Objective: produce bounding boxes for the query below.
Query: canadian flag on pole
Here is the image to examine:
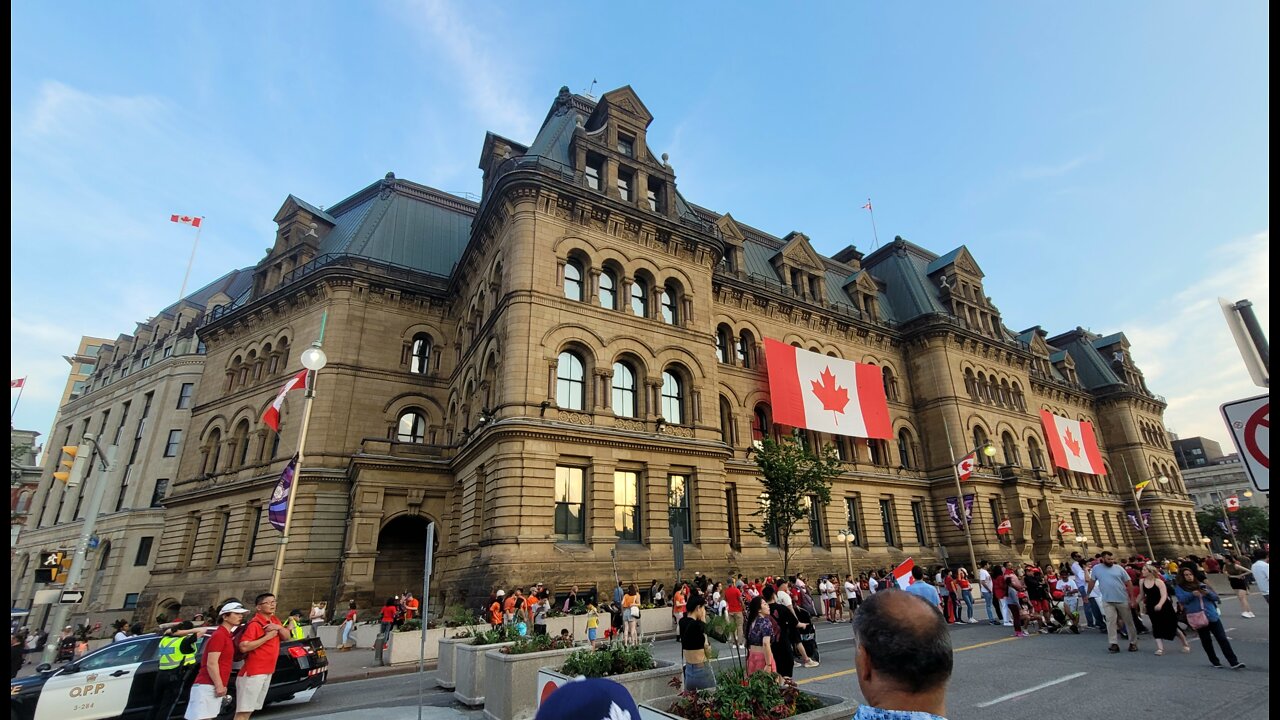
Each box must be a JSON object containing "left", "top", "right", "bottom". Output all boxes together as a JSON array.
[
  {"left": 170, "top": 214, "right": 203, "bottom": 228},
  {"left": 1039, "top": 410, "right": 1106, "bottom": 475},
  {"left": 262, "top": 370, "right": 309, "bottom": 432},
  {"left": 1226, "top": 495, "right": 1241, "bottom": 512},
  {"left": 892, "top": 558, "right": 915, "bottom": 589},
  {"left": 10, "top": 378, "right": 25, "bottom": 389},
  {"left": 997, "top": 518, "right": 1012, "bottom": 535},
  {"left": 763, "top": 338, "right": 892, "bottom": 439},
  {"left": 956, "top": 452, "right": 977, "bottom": 481},
  {"left": 1058, "top": 518, "right": 1075, "bottom": 534}
]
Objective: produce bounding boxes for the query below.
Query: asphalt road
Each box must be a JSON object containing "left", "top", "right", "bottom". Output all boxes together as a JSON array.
[{"left": 239, "top": 587, "right": 1272, "bottom": 720}]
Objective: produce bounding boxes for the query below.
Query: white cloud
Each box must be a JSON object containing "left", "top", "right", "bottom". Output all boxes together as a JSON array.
[
  {"left": 1122, "top": 231, "right": 1269, "bottom": 446},
  {"left": 1016, "top": 152, "right": 1098, "bottom": 181}
]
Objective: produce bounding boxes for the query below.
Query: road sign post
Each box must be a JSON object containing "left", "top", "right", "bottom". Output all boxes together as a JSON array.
[
  {"left": 59, "top": 590, "right": 85, "bottom": 604},
  {"left": 1221, "top": 394, "right": 1269, "bottom": 494}
]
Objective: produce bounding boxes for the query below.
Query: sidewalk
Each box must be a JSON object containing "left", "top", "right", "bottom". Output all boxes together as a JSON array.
[{"left": 323, "top": 644, "right": 428, "bottom": 683}]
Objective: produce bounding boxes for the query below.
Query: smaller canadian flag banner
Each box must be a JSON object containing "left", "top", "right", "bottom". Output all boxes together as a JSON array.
[
  {"left": 1225, "top": 495, "right": 1241, "bottom": 511},
  {"left": 262, "top": 370, "right": 309, "bottom": 432},
  {"left": 997, "top": 518, "right": 1012, "bottom": 535},
  {"left": 892, "top": 558, "right": 915, "bottom": 589},
  {"left": 956, "top": 452, "right": 977, "bottom": 481},
  {"left": 1040, "top": 410, "right": 1106, "bottom": 475},
  {"left": 1058, "top": 518, "right": 1075, "bottom": 534},
  {"left": 763, "top": 338, "right": 892, "bottom": 440},
  {"left": 170, "top": 214, "right": 203, "bottom": 228},
  {"left": 10, "top": 378, "right": 25, "bottom": 389}
]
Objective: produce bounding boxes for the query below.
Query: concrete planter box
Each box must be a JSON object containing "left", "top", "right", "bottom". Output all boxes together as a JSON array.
[
  {"left": 318, "top": 622, "right": 378, "bottom": 648},
  {"left": 453, "top": 640, "right": 514, "bottom": 706},
  {"left": 638, "top": 691, "right": 857, "bottom": 720},
  {"left": 435, "top": 634, "right": 476, "bottom": 689},
  {"left": 387, "top": 626, "right": 448, "bottom": 665},
  {"left": 639, "top": 607, "right": 675, "bottom": 638},
  {"left": 482, "top": 645, "right": 577, "bottom": 720},
  {"left": 537, "top": 658, "right": 680, "bottom": 706}
]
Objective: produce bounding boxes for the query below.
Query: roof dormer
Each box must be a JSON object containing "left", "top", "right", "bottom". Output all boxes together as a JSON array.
[
  {"left": 771, "top": 232, "right": 828, "bottom": 303},
  {"left": 253, "top": 194, "right": 338, "bottom": 300},
  {"left": 715, "top": 213, "right": 747, "bottom": 275}
]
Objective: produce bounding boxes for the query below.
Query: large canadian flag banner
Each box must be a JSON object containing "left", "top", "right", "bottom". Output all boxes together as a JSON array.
[
  {"left": 1040, "top": 410, "right": 1106, "bottom": 475},
  {"left": 764, "top": 338, "right": 892, "bottom": 439}
]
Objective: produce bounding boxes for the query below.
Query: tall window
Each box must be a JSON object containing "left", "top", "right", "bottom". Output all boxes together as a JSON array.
[
  {"left": 164, "top": 429, "right": 182, "bottom": 458},
  {"left": 554, "top": 466, "right": 585, "bottom": 542},
  {"left": 612, "top": 362, "right": 637, "bottom": 418},
  {"left": 617, "top": 170, "right": 633, "bottom": 202},
  {"left": 630, "top": 278, "right": 648, "bottom": 317},
  {"left": 752, "top": 405, "right": 771, "bottom": 442},
  {"left": 557, "top": 352, "right": 586, "bottom": 410},
  {"left": 911, "top": 501, "right": 927, "bottom": 545},
  {"left": 844, "top": 497, "right": 862, "bottom": 547},
  {"left": 134, "top": 537, "right": 154, "bottom": 566},
  {"left": 599, "top": 270, "right": 617, "bottom": 309},
  {"left": 214, "top": 511, "right": 232, "bottom": 564},
  {"left": 660, "top": 286, "right": 678, "bottom": 325},
  {"left": 235, "top": 421, "right": 251, "bottom": 466},
  {"left": 397, "top": 410, "right": 426, "bottom": 443},
  {"left": 718, "top": 396, "right": 734, "bottom": 445},
  {"left": 115, "top": 467, "right": 132, "bottom": 512},
  {"left": 585, "top": 154, "right": 603, "bottom": 191},
  {"left": 410, "top": 334, "right": 432, "bottom": 375},
  {"left": 715, "top": 326, "right": 731, "bottom": 363},
  {"left": 973, "top": 427, "right": 992, "bottom": 466},
  {"left": 879, "top": 499, "right": 897, "bottom": 547},
  {"left": 246, "top": 507, "right": 263, "bottom": 561},
  {"left": 564, "top": 259, "right": 584, "bottom": 301},
  {"left": 206, "top": 429, "right": 222, "bottom": 474},
  {"left": 1028, "top": 436, "right": 1045, "bottom": 469},
  {"left": 614, "top": 470, "right": 642, "bottom": 542},
  {"left": 990, "top": 499, "right": 1006, "bottom": 542},
  {"left": 897, "top": 429, "right": 915, "bottom": 469},
  {"left": 661, "top": 371, "right": 684, "bottom": 424},
  {"left": 177, "top": 383, "right": 195, "bottom": 409},
  {"left": 1001, "top": 432, "right": 1020, "bottom": 466},
  {"left": 669, "top": 474, "right": 691, "bottom": 543},
  {"left": 736, "top": 333, "right": 752, "bottom": 368},
  {"left": 726, "top": 484, "right": 740, "bottom": 549},
  {"left": 150, "top": 479, "right": 169, "bottom": 508},
  {"left": 806, "top": 496, "right": 824, "bottom": 546}
]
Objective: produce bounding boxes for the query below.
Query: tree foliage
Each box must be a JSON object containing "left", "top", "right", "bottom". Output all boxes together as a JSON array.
[
  {"left": 748, "top": 434, "right": 844, "bottom": 577},
  {"left": 1195, "top": 506, "right": 1269, "bottom": 546}
]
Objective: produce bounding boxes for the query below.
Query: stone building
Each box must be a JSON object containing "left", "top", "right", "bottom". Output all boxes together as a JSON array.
[
  {"left": 138, "top": 85, "right": 1200, "bottom": 618},
  {"left": 11, "top": 269, "right": 252, "bottom": 629},
  {"left": 11, "top": 428, "right": 42, "bottom": 552},
  {"left": 1184, "top": 454, "right": 1267, "bottom": 512}
]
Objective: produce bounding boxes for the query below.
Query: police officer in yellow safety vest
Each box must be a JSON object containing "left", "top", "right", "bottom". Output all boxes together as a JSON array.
[
  {"left": 285, "top": 609, "right": 307, "bottom": 641},
  {"left": 149, "top": 620, "right": 208, "bottom": 720}
]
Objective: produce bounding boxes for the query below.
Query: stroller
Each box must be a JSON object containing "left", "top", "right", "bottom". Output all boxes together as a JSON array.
[{"left": 1044, "top": 591, "right": 1080, "bottom": 634}]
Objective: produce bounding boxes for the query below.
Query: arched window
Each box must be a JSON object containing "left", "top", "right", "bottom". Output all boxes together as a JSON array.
[
  {"left": 1011, "top": 381, "right": 1025, "bottom": 411},
  {"left": 999, "top": 380, "right": 1012, "bottom": 407},
  {"left": 1027, "top": 435, "right": 1045, "bottom": 469},
  {"left": 397, "top": 410, "right": 427, "bottom": 443},
  {"left": 715, "top": 325, "right": 732, "bottom": 364},
  {"left": 410, "top": 333, "right": 432, "bottom": 375},
  {"left": 753, "top": 404, "right": 772, "bottom": 442},
  {"left": 719, "top": 396, "right": 734, "bottom": 445},
  {"left": 976, "top": 373, "right": 989, "bottom": 403},
  {"left": 235, "top": 420, "right": 252, "bottom": 467},
  {"left": 737, "top": 331, "right": 754, "bottom": 368},
  {"left": 1001, "top": 431, "right": 1020, "bottom": 467},
  {"left": 557, "top": 351, "right": 586, "bottom": 410},
  {"left": 204, "top": 428, "right": 222, "bottom": 474},
  {"left": 660, "top": 284, "right": 679, "bottom": 325},
  {"left": 598, "top": 269, "right": 617, "bottom": 309},
  {"left": 564, "top": 258, "right": 584, "bottom": 301},
  {"left": 630, "top": 278, "right": 649, "bottom": 317},
  {"left": 973, "top": 426, "right": 992, "bottom": 466},
  {"left": 897, "top": 428, "right": 915, "bottom": 469},
  {"left": 661, "top": 370, "right": 684, "bottom": 425},
  {"left": 883, "top": 367, "right": 899, "bottom": 402},
  {"left": 612, "top": 362, "right": 637, "bottom": 418},
  {"left": 964, "top": 369, "right": 978, "bottom": 400}
]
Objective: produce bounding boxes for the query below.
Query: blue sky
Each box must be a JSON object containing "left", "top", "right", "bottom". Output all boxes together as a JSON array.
[{"left": 11, "top": 1, "right": 1268, "bottom": 456}]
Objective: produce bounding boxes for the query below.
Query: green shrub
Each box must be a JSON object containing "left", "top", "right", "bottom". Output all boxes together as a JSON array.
[
  {"left": 502, "top": 633, "right": 574, "bottom": 655},
  {"left": 444, "top": 604, "right": 481, "bottom": 628},
  {"left": 396, "top": 619, "right": 422, "bottom": 632},
  {"left": 471, "top": 625, "right": 522, "bottom": 646},
  {"left": 665, "top": 668, "right": 821, "bottom": 720},
  {"left": 560, "top": 642, "right": 655, "bottom": 677}
]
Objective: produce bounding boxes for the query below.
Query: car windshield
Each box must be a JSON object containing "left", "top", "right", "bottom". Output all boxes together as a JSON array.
[{"left": 72, "top": 638, "right": 156, "bottom": 672}]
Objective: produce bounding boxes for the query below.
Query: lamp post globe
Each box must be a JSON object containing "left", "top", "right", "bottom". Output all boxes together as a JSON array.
[
  {"left": 981, "top": 444, "right": 997, "bottom": 458},
  {"left": 301, "top": 345, "right": 328, "bottom": 371}
]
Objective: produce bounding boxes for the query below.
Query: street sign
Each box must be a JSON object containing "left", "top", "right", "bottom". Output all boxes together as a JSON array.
[
  {"left": 58, "top": 590, "right": 85, "bottom": 604},
  {"left": 1221, "top": 394, "right": 1269, "bottom": 494},
  {"left": 32, "top": 589, "right": 61, "bottom": 605}
]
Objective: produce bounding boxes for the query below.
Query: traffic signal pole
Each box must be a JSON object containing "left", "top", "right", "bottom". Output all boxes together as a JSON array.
[{"left": 41, "top": 434, "right": 116, "bottom": 665}]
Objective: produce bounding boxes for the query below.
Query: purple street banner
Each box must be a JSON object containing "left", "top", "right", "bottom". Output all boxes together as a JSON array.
[
  {"left": 1126, "top": 509, "right": 1151, "bottom": 530},
  {"left": 269, "top": 455, "right": 299, "bottom": 532},
  {"left": 945, "top": 494, "right": 975, "bottom": 530}
]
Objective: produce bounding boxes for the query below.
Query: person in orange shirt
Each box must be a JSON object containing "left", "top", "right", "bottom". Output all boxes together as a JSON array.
[
  {"left": 489, "top": 590, "right": 505, "bottom": 629},
  {"left": 503, "top": 589, "right": 522, "bottom": 625},
  {"left": 403, "top": 592, "right": 420, "bottom": 621},
  {"left": 622, "top": 584, "right": 642, "bottom": 645},
  {"left": 523, "top": 591, "right": 540, "bottom": 628}
]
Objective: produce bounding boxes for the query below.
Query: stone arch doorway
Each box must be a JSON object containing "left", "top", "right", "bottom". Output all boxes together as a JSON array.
[{"left": 373, "top": 515, "right": 440, "bottom": 611}]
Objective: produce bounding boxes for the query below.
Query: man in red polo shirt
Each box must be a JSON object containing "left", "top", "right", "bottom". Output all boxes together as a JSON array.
[
  {"left": 235, "top": 593, "right": 290, "bottom": 720},
  {"left": 724, "top": 580, "right": 744, "bottom": 648},
  {"left": 184, "top": 601, "right": 246, "bottom": 720}
]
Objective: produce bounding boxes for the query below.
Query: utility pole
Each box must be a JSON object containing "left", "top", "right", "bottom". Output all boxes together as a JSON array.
[{"left": 41, "top": 434, "right": 116, "bottom": 664}]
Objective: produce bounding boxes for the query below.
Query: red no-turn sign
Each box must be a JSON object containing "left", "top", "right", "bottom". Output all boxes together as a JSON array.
[{"left": 1221, "top": 394, "right": 1269, "bottom": 493}]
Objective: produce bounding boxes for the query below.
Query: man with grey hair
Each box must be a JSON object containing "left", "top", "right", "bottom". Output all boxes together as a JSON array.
[{"left": 851, "top": 590, "right": 952, "bottom": 719}]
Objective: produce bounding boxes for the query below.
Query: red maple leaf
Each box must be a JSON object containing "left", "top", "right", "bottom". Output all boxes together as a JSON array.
[
  {"left": 1062, "top": 428, "right": 1081, "bottom": 457},
  {"left": 810, "top": 367, "right": 850, "bottom": 418}
]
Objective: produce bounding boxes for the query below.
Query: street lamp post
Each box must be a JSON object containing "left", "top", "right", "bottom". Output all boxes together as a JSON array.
[
  {"left": 836, "top": 530, "right": 855, "bottom": 579},
  {"left": 1077, "top": 535, "right": 1090, "bottom": 557},
  {"left": 942, "top": 418, "right": 996, "bottom": 576},
  {"left": 270, "top": 314, "right": 328, "bottom": 597},
  {"left": 1214, "top": 491, "right": 1243, "bottom": 552}
]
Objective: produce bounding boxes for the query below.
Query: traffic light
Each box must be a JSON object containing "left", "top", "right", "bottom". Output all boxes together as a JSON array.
[
  {"left": 35, "top": 550, "right": 65, "bottom": 583},
  {"left": 52, "top": 442, "right": 91, "bottom": 486},
  {"left": 55, "top": 555, "right": 72, "bottom": 584}
]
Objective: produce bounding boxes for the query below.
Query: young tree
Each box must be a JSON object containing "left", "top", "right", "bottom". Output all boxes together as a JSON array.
[{"left": 749, "top": 433, "right": 844, "bottom": 577}]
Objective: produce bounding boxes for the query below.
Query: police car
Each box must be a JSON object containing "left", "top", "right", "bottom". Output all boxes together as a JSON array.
[{"left": 10, "top": 632, "right": 328, "bottom": 720}]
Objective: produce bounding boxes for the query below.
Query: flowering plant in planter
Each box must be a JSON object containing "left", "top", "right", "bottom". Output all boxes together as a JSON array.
[
  {"left": 560, "top": 642, "right": 656, "bottom": 677},
  {"left": 501, "top": 633, "right": 574, "bottom": 654},
  {"left": 664, "top": 668, "right": 821, "bottom": 720},
  {"left": 470, "top": 625, "right": 522, "bottom": 646}
]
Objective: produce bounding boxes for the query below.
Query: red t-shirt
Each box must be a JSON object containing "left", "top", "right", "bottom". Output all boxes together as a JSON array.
[
  {"left": 344, "top": 609, "right": 358, "bottom": 623},
  {"left": 194, "top": 625, "right": 234, "bottom": 688},
  {"left": 724, "top": 585, "right": 743, "bottom": 613},
  {"left": 381, "top": 605, "right": 398, "bottom": 623},
  {"left": 240, "top": 614, "right": 281, "bottom": 677}
]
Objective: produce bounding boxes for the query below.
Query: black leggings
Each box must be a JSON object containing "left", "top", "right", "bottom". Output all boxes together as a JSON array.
[
  {"left": 1196, "top": 619, "right": 1239, "bottom": 666},
  {"left": 770, "top": 639, "right": 795, "bottom": 678}
]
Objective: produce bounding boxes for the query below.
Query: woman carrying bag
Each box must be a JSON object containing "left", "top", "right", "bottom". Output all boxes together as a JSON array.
[{"left": 1173, "top": 566, "right": 1244, "bottom": 669}]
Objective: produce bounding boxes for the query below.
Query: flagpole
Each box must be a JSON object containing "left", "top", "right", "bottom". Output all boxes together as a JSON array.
[
  {"left": 864, "top": 198, "right": 881, "bottom": 250},
  {"left": 11, "top": 377, "right": 26, "bottom": 422},
  {"left": 1216, "top": 494, "right": 1240, "bottom": 552},
  {"left": 942, "top": 417, "right": 980, "bottom": 579},
  {"left": 177, "top": 219, "right": 204, "bottom": 304},
  {"left": 1120, "top": 456, "right": 1156, "bottom": 560},
  {"left": 270, "top": 311, "right": 328, "bottom": 597}
]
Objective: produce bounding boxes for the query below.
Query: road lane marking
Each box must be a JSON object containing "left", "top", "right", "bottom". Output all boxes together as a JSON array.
[
  {"left": 797, "top": 635, "right": 1024, "bottom": 685},
  {"left": 974, "top": 672, "right": 1088, "bottom": 707}
]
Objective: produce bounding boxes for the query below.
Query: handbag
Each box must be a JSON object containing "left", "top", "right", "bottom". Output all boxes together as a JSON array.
[
  {"left": 1186, "top": 609, "right": 1209, "bottom": 629},
  {"left": 629, "top": 604, "right": 641, "bottom": 619}
]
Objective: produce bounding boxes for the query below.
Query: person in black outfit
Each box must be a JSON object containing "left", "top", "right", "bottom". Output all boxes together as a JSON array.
[
  {"left": 10, "top": 634, "right": 23, "bottom": 679},
  {"left": 762, "top": 585, "right": 796, "bottom": 678}
]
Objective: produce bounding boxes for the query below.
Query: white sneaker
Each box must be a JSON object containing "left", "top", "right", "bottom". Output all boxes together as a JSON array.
[
  {"left": 967, "top": 618, "right": 979, "bottom": 624},
  {"left": 804, "top": 660, "right": 820, "bottom": 668},
  {"left": 1002, "top": 622, "right": 1013, "bottom": 626},
  {"left": 1242, "top": 612, "right": 1255, "bottom": 618}
]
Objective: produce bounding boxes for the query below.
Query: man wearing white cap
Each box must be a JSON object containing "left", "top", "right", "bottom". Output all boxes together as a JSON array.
[{"left": 185, "top": 601, "right": 247, "bottom": 720}]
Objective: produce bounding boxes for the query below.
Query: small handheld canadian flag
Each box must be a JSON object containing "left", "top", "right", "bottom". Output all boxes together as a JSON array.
[
  {"left": 1058, "top": 518, "right": 1075, "bottom": 534},
  {"left": 170, "top": 214, "right": 203, "bottom": 228},
  {"left": 956, "top": 452, "right": 977, "bottom": 481},
  {"left": 1225, "top": 495, "right": 1241, "bottom": 512},
  {"left": 997, "top": 518, "right": 1012, "bottom": 535},
  {"left": 892, "top": 558, "right": 915, "bottom": 589}
]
